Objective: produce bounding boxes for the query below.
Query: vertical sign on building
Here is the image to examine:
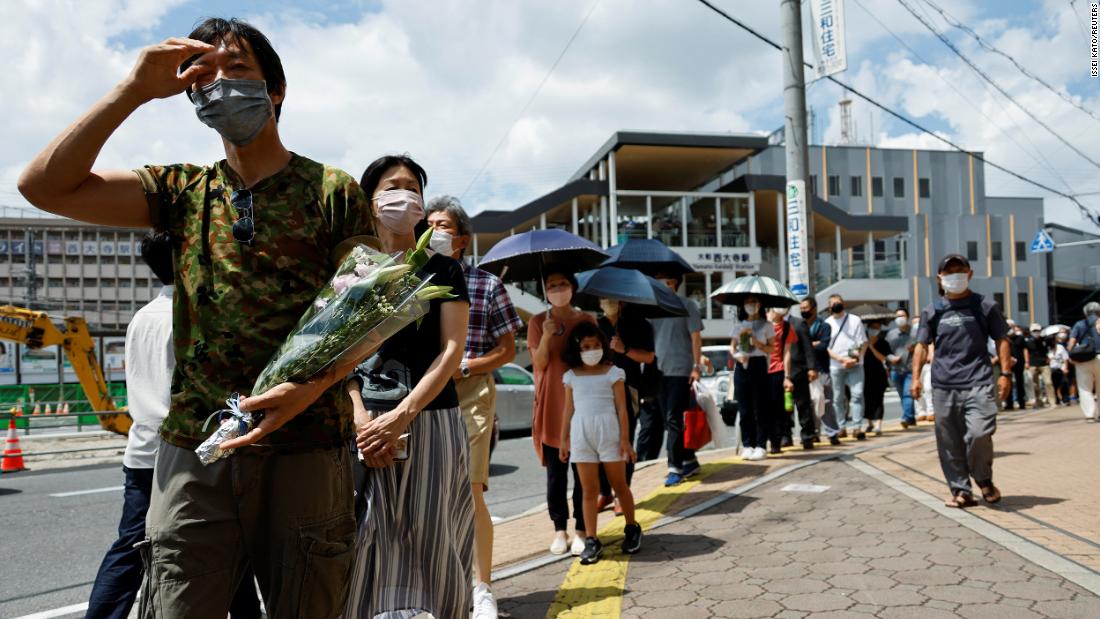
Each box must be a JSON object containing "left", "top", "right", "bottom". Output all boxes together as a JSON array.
[
  {"left": 810, "top": 0, "right": 848, "bottom": 78},
  {"left": 786, "top": 180, "right": 810, "bottom": 298}
]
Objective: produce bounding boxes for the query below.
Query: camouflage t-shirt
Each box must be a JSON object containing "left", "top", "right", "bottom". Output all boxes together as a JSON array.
[{"left": 134, "top": 153, "right": 378, "bottom": 452}]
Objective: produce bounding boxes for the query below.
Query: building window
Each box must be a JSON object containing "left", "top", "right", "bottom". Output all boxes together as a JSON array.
[
  {"left": 872, "top": 176, "right": 883, "bottom": 197},
  {"left": 850, "top": 176, "right": 862, "bottom": 197},
  {"left": 991, "top": 241, "right": 1002, "bottom": 261},
  {"left": 119, "top": 279, "right": 132, "bottom": 288},
  {"left": 1017, "top": 292, "right": 1028, "bottom": 311},
  {"left": 994, "top": 292, "right": 1005, "bottom": 309},
  {"left": 828, "top": 175, "right": 841, "bottom": 196},
  {"left": 893, "top": 177, "right": 905, "bottom": 198},
  {"left": 966, "top": 241, "right": 979, "bottom": 262},
  {"left": 919, "top": 177, "right": 931, "bottom": 198},
  {"left": 1015, "top": 241, "right": 1026, "bottom": 261},
  {"left": 809, "top": 175, "right": 817, "bottom": 196}
]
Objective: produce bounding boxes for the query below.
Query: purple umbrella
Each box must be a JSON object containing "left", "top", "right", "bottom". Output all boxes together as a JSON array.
[{"left": 478, "top": 229, "right": 608, "bottom": 283}]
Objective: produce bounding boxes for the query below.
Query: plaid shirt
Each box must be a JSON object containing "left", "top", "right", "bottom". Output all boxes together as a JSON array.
[{"left": 462, "top": 261, "right": 523, "bottom": 359}]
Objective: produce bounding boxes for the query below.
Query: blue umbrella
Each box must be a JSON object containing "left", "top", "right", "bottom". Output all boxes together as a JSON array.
[
  {"left": 576, "top": 266, "right": 689, "bottom": 318},
  {"left": 478, "top": 229, "right": 608, "bottom": 283},
  {"left": 600, "top": 238, "right": 696, "bottom": 278}
]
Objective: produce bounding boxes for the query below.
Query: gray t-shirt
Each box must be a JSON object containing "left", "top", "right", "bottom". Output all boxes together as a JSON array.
[
  {"left": 885, "top": 326, "right": 915, "bottom": 371},
  {"left": 917, "top": 293, "right": 1008, "bottom": 390},
  {"left": 650, "top": 299, "right": 704, "bottom": 377}
]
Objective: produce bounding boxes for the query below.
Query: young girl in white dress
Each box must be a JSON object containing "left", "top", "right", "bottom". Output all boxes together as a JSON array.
[{"left": 559, "top": 322, "right": 642, "bottom": 565}]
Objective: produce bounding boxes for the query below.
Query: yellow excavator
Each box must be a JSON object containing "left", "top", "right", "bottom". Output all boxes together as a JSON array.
[{"left": 0, "top": 305, "right": 131, "bottom": 436}]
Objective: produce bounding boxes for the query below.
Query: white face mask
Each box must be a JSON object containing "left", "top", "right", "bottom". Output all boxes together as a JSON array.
[
  {"left": 940, "top": 272, "right": 969, "bottom": 294},
  {"left": 744, "top": 303, "right": 759, "bottom": 316},
  {"left": 428, "top": 229, "right": 454, "bottom": 256},
  {"left": 773, "top": 307, "right": 788, "bottom": 317},
  {"left": 895, "top": 316, "right": 909, "bottom": 328},
  {"left": 547, "top": 288, "right": 572, "bottom": 308},
  {"left": 580, "top": 349, "right": 604, "bottom": 366},
  {"left": 868, "top": 328, "right": 881, "bottom": 337}
]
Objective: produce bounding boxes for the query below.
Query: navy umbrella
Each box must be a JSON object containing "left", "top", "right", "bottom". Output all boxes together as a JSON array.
[
  {"left": 576, "top": 266, "right": 689, "bottom": 318},
  {"left": 477, "top": 229, "right": 608, "bottom": 283},
  {"left": 600, "top": 238, "right": 696, "bottom": 279}
]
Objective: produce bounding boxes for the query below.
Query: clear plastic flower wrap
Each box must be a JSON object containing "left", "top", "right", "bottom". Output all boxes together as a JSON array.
[{"left": 196, "top": 229, "right": 454, "bottom": 465}]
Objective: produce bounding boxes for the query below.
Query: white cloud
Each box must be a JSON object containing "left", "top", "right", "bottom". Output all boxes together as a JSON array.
[{"left": 1, "top": 0, "right": 1097, "bottom": 232}]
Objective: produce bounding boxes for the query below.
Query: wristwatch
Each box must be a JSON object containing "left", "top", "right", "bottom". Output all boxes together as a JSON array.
[{"left": 460, "top": 362, "right": 471, "bottom": 378}]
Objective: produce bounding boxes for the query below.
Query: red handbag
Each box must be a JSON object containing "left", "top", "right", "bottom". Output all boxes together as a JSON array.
[{"left": 683, "top": 395, "right": 712, "bottom": 450}]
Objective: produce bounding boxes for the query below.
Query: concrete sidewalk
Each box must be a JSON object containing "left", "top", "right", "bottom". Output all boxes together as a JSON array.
[{"left": 489, "top": 405, "right": 1100, "bottom": 618}]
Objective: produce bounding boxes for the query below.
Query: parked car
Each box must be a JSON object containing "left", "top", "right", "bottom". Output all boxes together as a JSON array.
[
  {"left": 700, "top": 344, "right": 734, "bottom": 407},
  {"left": 492, "top": 363, "right": 535, "bottom": 434}
]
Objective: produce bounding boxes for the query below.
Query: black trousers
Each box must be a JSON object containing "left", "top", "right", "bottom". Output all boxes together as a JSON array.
[
  {"left": 735, "top": 356, "right": 771, "bottom": 449},
  {"left": 1007, "top": 363, "right": 1027, "bottom": 408},
  {"left": 634, "top": 397, "right": 664, "bottom": 461},
  {"left": 599, "top": 397, "right": 637, "bottom": 496},
  {"left": 660, "top": 375, "right": 697, "bottom": 471},
  {"left": 765, "top": 372, "right": 787, "bottom": 450},
  {"left": 791, "top": 371, "right": 815, "bottom": 443},
  {"left": 542, "top": 443, "right": 584, "bottom": 532},
  {"left": 1051, "top": 369, "right": 1069, "bottom": 403}
]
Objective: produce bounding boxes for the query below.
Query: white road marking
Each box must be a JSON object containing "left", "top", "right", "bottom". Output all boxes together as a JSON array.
[
  {"left": 49, "top": 485, "right": 123, "bottom": 498},
  {"left": 10, "top": 602, "right": 88, "bottom": 619},
  {"left": 780, "top": 483, "right": 831, "bottom": 493}
]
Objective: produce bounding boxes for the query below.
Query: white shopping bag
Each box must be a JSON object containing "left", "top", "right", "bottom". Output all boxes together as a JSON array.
[
  {"left": 693, "top": 381, "right": 735, "bottom": 449},
  {"left": 809, "top": 376, "right": 825, "bottom": 419}
]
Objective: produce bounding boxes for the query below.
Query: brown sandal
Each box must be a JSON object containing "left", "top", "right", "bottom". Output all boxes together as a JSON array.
[
  {"left": 945, "top": 491, "right": 978, "bottom": 508},
  {"left": 979, "top": 484, "right": 1002, "bottom": 504}
]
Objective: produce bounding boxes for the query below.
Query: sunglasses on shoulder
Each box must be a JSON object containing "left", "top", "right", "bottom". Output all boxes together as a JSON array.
[{"left": 231, "top": 189, "right": 255, "bottom": 244}]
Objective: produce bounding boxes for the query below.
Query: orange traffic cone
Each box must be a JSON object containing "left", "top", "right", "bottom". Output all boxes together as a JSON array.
[
  {"left": 2, "top": 418, "right": 26, "bottom": 473},
  {"left": 44, "top": 403, "right": 52, "bottom": 415},
  {"left": 32, "top": 403, "right": 41, "bottom": 416},
  {"left": 61, "top": 403, "right": 70, "bottom": 415}
]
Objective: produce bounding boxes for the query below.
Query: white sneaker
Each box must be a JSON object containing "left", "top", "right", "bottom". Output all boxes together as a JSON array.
[
  {"left": 740, "top": 447, "right": 753, "bottom": 460},
  {"left": 472, "top": 582, "right": 498, "bottom": 619},
  {"left": 549, "top": 531, "right": 568, "bottom": 555},
  {"left": 571, "top": 534, "right": 587, "bottom": 556},
  {"left": 746, "top": 447, "right": 765, "bottom": 461}
]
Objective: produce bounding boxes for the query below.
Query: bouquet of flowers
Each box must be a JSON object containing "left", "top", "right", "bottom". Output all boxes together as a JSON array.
[{"left": 196, "top": 229, "right": 454, "bottom": 464}]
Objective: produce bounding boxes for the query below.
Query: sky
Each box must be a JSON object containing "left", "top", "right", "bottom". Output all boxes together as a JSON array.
[{"left": 2, "top": 0, "right": 1099, "bottom": 232}]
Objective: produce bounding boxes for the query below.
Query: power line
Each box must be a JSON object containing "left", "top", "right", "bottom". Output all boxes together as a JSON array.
[
  {"left": 459, "top": 0, "right": 601, "bottom": 201},
  {"left": 918, "top": 0, "right": 1100, "bottom": 124},
  {"left": 691, "top": 0, "right": 1100, "bottom": 228},
  {"left": 895, "top": 0, "right": 1100, "bottom": 172},
  {"left": 849, "top": 0, "right": 1076, "bottom": 195}
]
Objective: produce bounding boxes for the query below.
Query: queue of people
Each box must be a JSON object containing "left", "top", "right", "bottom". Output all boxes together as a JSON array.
[{"left": 18, "top": 14, "right": 1100, "bottom": 619}]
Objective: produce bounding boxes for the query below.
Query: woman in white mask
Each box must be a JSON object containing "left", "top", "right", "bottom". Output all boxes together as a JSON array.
[
  {"left": 729, "top": 295, "right": 774, "bottom": 461},
  {"left": 529, "top": 267, "right": 597, "bottom": 555},
  {"left": 344, "top": 155, "right": 476, "bottom": 618}
]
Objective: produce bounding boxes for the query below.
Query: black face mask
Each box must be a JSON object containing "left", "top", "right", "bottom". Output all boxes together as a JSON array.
[
  {"left": 831, "top": 303, "right": 845, "bottom": 314},
  {"left": 801, "top": 311, "right": 813, "bottom": 320}
]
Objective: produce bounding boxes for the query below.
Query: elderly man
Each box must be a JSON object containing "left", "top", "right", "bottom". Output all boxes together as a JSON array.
[
  {"left": 825, "top": 294, "right": 868, "bottom": 440},
  {"left": 426, "top": 195, "right": 523, "bottom": 619}
]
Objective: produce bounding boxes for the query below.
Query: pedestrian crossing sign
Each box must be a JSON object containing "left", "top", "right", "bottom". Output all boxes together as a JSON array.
[{"left": 1029, "top": 229, "right": 1055, "bottom": 253}]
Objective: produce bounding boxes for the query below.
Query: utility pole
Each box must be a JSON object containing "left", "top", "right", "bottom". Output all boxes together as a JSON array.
[{"left": 781, "top": 0, "right": 816, "bottom": 298}]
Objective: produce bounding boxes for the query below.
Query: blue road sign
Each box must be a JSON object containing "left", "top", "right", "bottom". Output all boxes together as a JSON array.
[{"left": 1029, "top": 229, "right": 1055, "bottom": 253}]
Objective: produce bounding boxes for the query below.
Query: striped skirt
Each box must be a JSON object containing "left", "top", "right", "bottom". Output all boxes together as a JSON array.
[{"left": 343, "top": 406, "right": 475, "bottom": 619}]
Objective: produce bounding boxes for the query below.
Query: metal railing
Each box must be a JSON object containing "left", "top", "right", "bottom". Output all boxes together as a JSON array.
[{"left": 3, "top": 399, "right": 127, "bottom": 436}]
